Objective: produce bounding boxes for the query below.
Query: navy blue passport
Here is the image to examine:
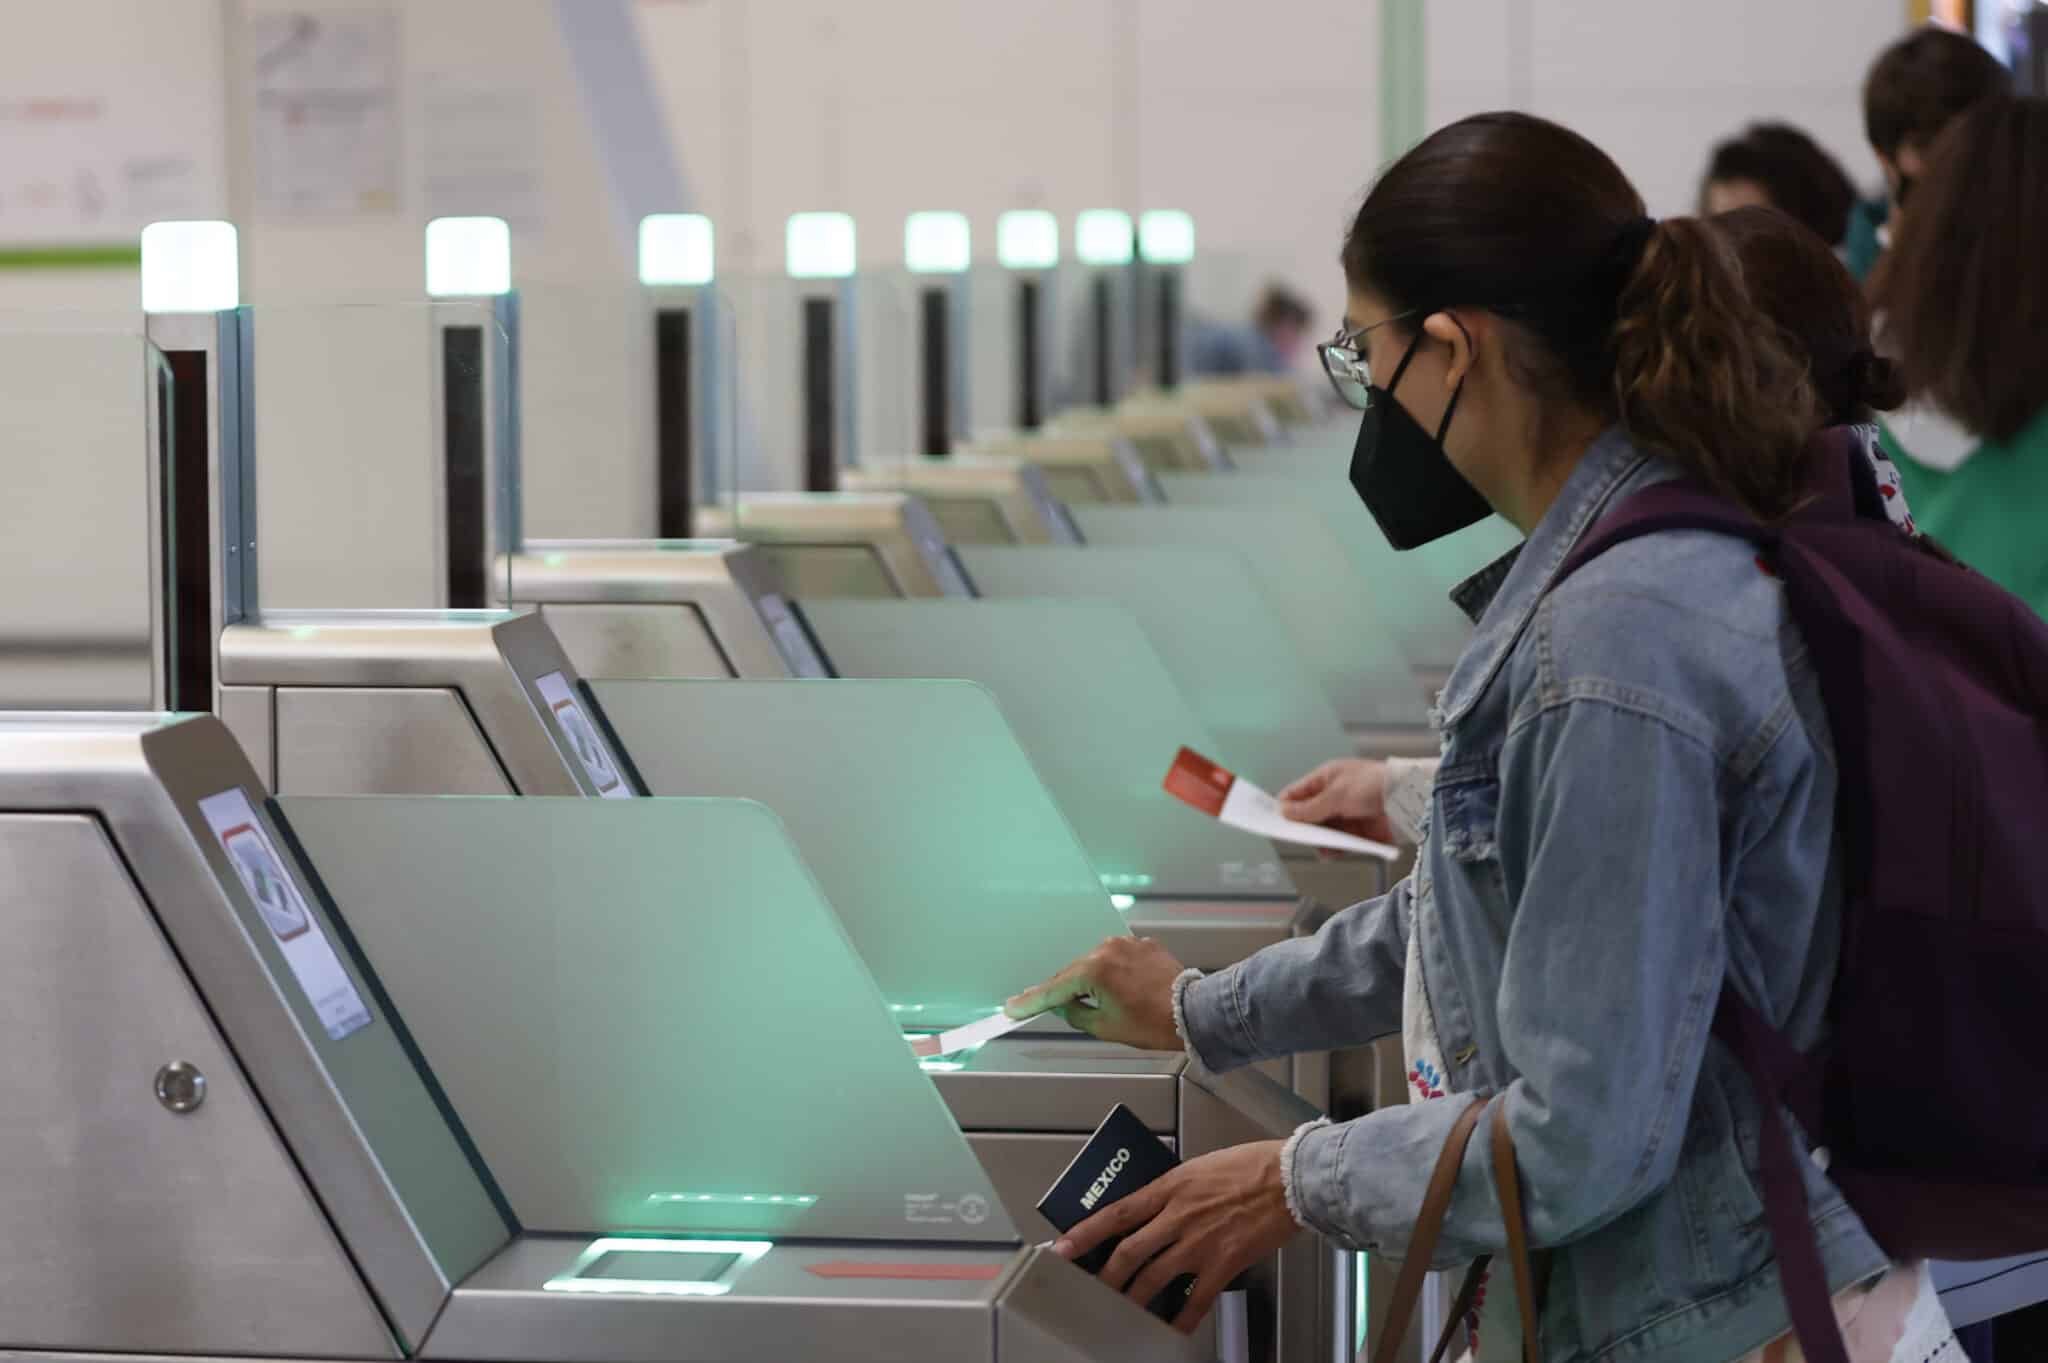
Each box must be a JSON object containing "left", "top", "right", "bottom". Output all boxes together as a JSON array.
[{"left": 1037, "top": 1103, "right": 1196, "bottom": 1321}]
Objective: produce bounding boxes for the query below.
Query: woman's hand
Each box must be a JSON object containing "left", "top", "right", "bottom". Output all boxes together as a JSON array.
[
  {"left": 1054, "top": 1140, "right": 1299, "bottom": 1334},
  {"left": 1280, "top": 757, "right": 1396, "bottom": 846},
  {"left": 1004, "top": 936, "right": 1187, "bottom": 1052}
]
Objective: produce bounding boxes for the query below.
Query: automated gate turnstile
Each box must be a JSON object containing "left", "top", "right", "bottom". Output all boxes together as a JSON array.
[
  {"left": 117, "top": 304, "right": 1360, "bottom": 1361},
  {"left": 0, "top": 712, "right": 1193, "bottom": 1363}
]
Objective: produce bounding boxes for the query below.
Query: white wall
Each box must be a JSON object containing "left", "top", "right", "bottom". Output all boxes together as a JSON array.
[
  {"left": 1426, "top": 0, "right": 1902, "bottom": 217},
  {"left": 635, "top": 0, "right": 1382, "bottom": 327},
  {"left": 0, "top": 0, "right": 228, "bottom": 312}
]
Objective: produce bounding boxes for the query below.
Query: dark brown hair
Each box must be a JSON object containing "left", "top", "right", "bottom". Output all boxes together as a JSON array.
[
  {"left": 1711, "top": 205, "right": 1907, "bottom": 426},
  {"left": 1700, "top": 123, "right": 1858, "bottom": 246},
  {"left": 1872, "top": 96, "right": 2048, "bottom": 444},
  {"left": 1254, "top": 284, "right": 1312, "bottom": 333},
  {"left": 1342, "top": 112, "right": 1820, "bottom": 521},
  {"left": 1864, "top": 26, "right": 2010, "bottom": 160}
]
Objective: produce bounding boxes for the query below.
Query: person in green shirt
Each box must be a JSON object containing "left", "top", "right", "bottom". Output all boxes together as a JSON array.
[
  {"left": 1847, "top": 25, "right": 2011, "bottom": 281},
  {"left": 1872, "top": 95, "right": 2048, "bottom": 621}
]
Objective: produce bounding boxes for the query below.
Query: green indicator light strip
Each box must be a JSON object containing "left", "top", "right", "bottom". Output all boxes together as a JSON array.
[
  {"left": 647, "top": 1192, "right": 818, "bottom": 1206},
  {"left": 0, "top": 243, "right": 143, "bottom": 270}
]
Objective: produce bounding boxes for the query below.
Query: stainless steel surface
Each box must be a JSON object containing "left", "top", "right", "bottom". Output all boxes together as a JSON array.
[
  {"left": 844, "top": 457, "right": 1068, "bottom": 545},
  {"left": 1127, "top": 899, "right": 1304, "bottom": 972},
  {"left": 504, "top": 540, "right": 799, "bottom": 678},
  {"left": 153, "top": 1060, "right": 208, "bottom": 1113},
  {"left": 220, "top": 611, "right": 587, "bottom": 795},
  {"left": 933, "top": 1040, "right": 1184, "bottom": 1134},
  {"left": 538, "top": 602, "right": 734, "bottom": 678},
  {"left": 698, "top": 492, "right": 971, "bottom": 598},
  {"left": 997, "top": 1247, "right": 1209, "bottom": 1362},
  {"left": 429, "top": 1236, "right": 1201, "bottom": 1363},
  {"left": 217, "top": 685, "right": 275, "bottom": 791},
  {"left": 276, "top": 683, "right": 512, "bottom": 789},
  {"left": 0, "top": 808, "right": 394, "bottom": 1357},
  {"left": 0, "top": 714, "right": 511, "bottom": 1350},
  {"left": 957, "top": 433, "right": 1156, "bottom": 504},
  {"left": 427, "top": 1237, "right": 1074, "bottom": 1363},
  {"left": 969, "top": 1133, "right": 1122, "bottom": 1242},
  {"left": 275, "top": 687, "right": 513, "bottom": 794}
]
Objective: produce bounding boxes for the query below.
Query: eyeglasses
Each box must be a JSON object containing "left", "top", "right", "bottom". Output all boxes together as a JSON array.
[{"left": 1317, "top": 311, "right": 1415, "bottom": 411}]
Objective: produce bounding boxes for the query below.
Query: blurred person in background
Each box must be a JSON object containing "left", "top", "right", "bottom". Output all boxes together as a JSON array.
[
  {"left": 1187, "top": 283, "right": 1314, "bottom": 376},
  {"left": 1699, "top": 123, "right": 1859, "bottom": 249},
  {"left": 1845, "top": 25, "right": 2012, "bottom": 280},
  {"left": 1871, "top": 94, "right": 2048, "bottom": 621}
]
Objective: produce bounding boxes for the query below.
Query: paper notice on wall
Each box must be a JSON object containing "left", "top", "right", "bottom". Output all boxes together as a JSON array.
[
  {"left": 0, "top": 97, "right": 210, "bottom": 247},
  {"left": 247, "top": 9, "right": 400, "bottom": 219},
  {"left": 1163, "top": 746, "right": 1397, "bottom": 860}
]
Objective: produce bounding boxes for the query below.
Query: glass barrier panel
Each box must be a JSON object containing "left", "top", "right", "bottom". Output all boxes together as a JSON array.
[
  {"left": 1156, "top": 471, "right": 1474, "bottom": 675},
  {"left": 1071, "top": 505, "right": 1431, "bottom": 732},
  {"left": 591, "top": 677, "right": 1125, "bottom": 1028},
  {"left": 959, "top": 545, "right": 1349, "bottom": 795},
  {"left": 1221, "top": 443, "right": 1526, "bottom": 596},
  {"left": 280, "top": 793, "right": 1016, "bottom": 1243},
  {"left": 515, "top": 282, "right": 656, "bottom": 541},
  {"left": 0, "top": 320, "right": 166, "bottom": 709},
  {"left": 799, "top": 600, "right": 1289, "bottom": 900},
  {"left": 246, "top": 301, "right": 512, "bottom": 612}
]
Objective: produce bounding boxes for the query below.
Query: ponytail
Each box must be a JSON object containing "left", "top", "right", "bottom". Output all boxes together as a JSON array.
[{"left": 1610, "top": 218, "right": 1821, "bottom": 522}]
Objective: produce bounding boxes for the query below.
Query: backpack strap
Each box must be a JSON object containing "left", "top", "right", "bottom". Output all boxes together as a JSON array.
[
  {"left": 1556, "top": 480, "right": 1777, "bottom": 585},
  {"left": 1713, "top": 990, "right": 1852, "bottom": 1363}
]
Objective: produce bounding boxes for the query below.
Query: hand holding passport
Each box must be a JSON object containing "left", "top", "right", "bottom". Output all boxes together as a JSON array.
[{"left": 1039, "top": 1105, "right": 1296, "bottom": 1334}]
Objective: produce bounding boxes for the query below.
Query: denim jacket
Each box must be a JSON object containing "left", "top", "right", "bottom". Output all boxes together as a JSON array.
[{"left": 1179, "top": 429, "right": 1888, "bottom": 1363}]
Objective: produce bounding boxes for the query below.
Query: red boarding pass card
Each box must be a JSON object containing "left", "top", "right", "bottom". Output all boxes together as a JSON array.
[
  {"left": 1161, "top": 746, "right": 1397, "bottom": 860},
  {"left": 1162, "top": 746, "right": 1235, "bottom": 817}
]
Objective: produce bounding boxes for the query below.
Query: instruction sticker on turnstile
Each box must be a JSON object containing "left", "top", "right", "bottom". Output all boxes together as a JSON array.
[
  {"left": 198, "top": 788, "right": 373, "bottom": 1042},
  {"left": 534, "top": 671, "right": 635, "bottom": 798}
]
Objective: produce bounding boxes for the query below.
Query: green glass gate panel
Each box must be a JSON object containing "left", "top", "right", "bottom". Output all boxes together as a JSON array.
[
  {"left": 1223, "top": 447, "right": 1524, "bottom": 599},
  {"left": 799, "top": 600, "right": 1289, "bottom": 902},
  {"left": 1069, "top": 506, "right": 1429, "bottom": 732},
  {"left": 279, "top": 794, "right": 1016, "bottom": 1243},
  {"left": 959, "top": 545, "right": 1347, "bottom": 794},
  {"left": 589, "top": 677, "right": 1125, "bottom": 1029},
  {"left": 1156, "top": 471, "right": 1474, "bottom": 675}
]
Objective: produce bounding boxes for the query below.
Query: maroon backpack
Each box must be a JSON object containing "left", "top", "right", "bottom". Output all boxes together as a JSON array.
[{"left": 1556, "top": 430, "right": 2048, "bottom": 1363}]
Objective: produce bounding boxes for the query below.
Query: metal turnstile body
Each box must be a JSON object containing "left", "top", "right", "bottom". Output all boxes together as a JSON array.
[
  {"left": 0, "top": 713, "right": 1197, "bottom": 1363},
  {"left": 843, "top": 455, "right": 1081, "bottom": 546},
  {"left": 957, "top": 432, "right": 1162, "bottom": 504},
  {"left": 502, "top": 540, "right": 829, "bottom": 680},
  {"left": 217, "top": 610, "right": 607, "bottom": 796},
  {"left": 695, "top": 491, "right": 976, "bottom": 599}
]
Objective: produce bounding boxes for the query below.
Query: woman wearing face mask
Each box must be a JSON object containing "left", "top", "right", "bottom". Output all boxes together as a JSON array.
[
  {"left": 1276, "top": 202, "right": 1920, "bottom": 859},
  {"left": 1008, "top": 112, "right": 1957, "bottom": 1362}
]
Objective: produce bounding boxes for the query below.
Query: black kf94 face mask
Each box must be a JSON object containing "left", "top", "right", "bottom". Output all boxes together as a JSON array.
[{"left": 1347, "top": 328, "right": 1492, "bottom": 550}]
